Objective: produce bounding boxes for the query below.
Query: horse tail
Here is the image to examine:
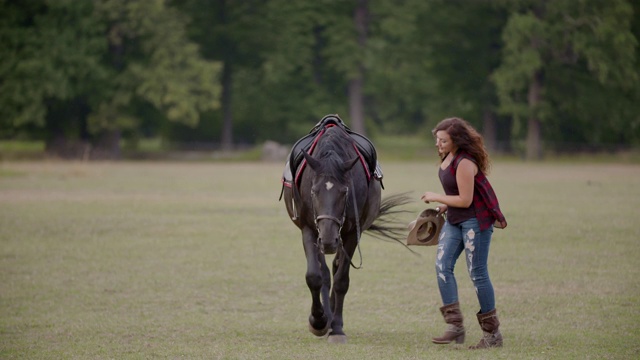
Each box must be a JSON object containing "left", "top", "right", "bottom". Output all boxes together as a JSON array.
[{"left": 366, "top": 192, "right": 418, "bottom": 254}]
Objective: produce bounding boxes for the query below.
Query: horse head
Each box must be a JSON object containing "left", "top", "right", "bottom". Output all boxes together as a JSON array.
[{"left": 303, "top": 150, "right": 359, "bottom": 254}]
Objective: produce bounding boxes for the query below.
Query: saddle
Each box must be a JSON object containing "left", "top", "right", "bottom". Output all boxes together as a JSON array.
[{"left": 280, "top": 114, "right": 383, "bottom": 200}]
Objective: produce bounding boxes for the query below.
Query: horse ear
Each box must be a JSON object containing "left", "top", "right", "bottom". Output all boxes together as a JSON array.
[
  {"left": 343, "top": 156, "right": 360, "bottom": 171},
  {"left": 302, "top": 151, "right": 321, "bottom": 170}
]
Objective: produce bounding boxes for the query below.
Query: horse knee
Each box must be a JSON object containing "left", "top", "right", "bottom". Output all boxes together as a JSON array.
[
  {"left": 306, "top": 272, "right": 323, "bottom": 289},
  {"left": 332, "top": 277, "right": 350, "bottom": 295}
]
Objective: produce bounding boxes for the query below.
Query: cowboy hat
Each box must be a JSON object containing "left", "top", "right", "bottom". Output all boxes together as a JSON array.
[{"left": 406, "top": 208, "right": 445, "bottom": 246}]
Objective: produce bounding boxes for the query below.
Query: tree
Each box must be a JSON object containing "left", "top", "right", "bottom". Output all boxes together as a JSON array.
[
  {"left": 0, "top": 0, "right": 105, "bottom": 137},
  {"left": 3, "top": 0, "right": 638, "bottom": 156},
  {"left": 344, "top": 0, "right": 366, "bottom": 135},
  {"left": 259, "top": 0, "right": 385, "bottom": 139},
  {"left": 173, "top": 0, "right": 273, "bottom": 150},
  {"left": 493, "top": 0, "right": 638, "bottom": 159},
  {"left": 0, "top": 0, "right": 221, "bottom": 158},
  {"left": 363, "top": 0, "right": 513, "bottom": 154},
  {"left": 364, "top": 0, "right": 435, "bottom": 135},
  {"left": 89, "top": 0, "right": 222, "bottom": 157}
]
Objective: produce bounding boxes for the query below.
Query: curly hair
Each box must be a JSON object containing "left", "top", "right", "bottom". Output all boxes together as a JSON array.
[{"left": 432, "top": 117, "right": 491, "bottom": 174}]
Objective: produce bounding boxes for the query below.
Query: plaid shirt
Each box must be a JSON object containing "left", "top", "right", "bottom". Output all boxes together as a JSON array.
[{"left": 451, "top": 152, "right": 506, "bottom": 231}]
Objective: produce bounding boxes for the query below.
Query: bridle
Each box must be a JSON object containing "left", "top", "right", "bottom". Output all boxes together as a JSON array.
[
  {"left": 312, "top": 186, "right": 348, "bottom": 239},
  {"left": 311, "top": 178, "right": 363, "bottom": 269}
]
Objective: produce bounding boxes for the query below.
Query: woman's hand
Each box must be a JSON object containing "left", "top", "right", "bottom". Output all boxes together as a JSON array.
[
  {"left": 421, "top": 191, "right": 440, "bottom": 204},
  {"left": 435, "top": 204, "right": 448, "bottom": 215},
  {"left": 495, "top": 219, "right": 507, "bottom": 229}
]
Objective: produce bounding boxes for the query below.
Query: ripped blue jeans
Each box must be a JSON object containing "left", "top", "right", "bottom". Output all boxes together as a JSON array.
[{"left": 435, "top": 217, "right": 495, "bottom": 313}]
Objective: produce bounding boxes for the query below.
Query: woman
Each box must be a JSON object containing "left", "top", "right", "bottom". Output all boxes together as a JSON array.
[{"left": 421, "top": 117, "right": 507, "bottom": 349}]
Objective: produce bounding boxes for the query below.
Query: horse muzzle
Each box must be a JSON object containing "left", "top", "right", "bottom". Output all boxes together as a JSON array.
[
  {"left": 320, "top": 238, "right": 339, "bottom": 254},
  {"left": 316, "top": 215, "right": 343, "bottom": 255},
  {"left": 317, "top": 227, "right": 340, "bottom": 254}
]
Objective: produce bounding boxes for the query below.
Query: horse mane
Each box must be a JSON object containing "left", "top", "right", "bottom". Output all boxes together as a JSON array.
[{"left": 312, "top": 126, "right": 354, "bottom": 182}]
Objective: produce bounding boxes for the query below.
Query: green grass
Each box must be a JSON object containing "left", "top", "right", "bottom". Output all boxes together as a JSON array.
[
  {"left": 0, "top": 140, "right": 46, "bottom": 160},
  {"left": 372, "top": 135, "right": 435, "bottom": 161},
  {"left": 3, "top": 137, "right": 640, "bottom": 164},
  {"left": 0, "top": 140, "right": 45, "bottom": 152},
  {"left": 1, "top": 160, "right": 639, "bottom": 359}
]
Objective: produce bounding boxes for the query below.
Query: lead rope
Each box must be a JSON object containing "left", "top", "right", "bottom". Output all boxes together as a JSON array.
[{"left": 348, "top": 178, "right": 363, "bottom": 269}]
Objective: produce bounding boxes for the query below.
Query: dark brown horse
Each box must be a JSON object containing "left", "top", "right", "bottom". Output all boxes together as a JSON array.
[{"left": 282, "top": 123, "right": 409, "bottom": 343}]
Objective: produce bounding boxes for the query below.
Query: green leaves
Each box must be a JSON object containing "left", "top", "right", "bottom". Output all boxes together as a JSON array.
[
  {"left": 1, "top": 0, "right": 638, "bottom": 151},
  {"left": 0, "top": 1, "right": 103, "bottom": 131},
  {"left": 493, "top": 0, "right": 639, "bottom": 149},
  {"left": 0, "top": 0, "right": 221, "bottom": 140},
  {"left": 91, "top": 0, "right": 221, "bottom": 131},
  {"left": 493, "top": 12, "right": 544, "bottom": 119}
]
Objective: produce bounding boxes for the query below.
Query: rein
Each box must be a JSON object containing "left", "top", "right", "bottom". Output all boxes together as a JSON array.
[{"left": 347, "top": 178, "right": 363, "bottom": 269}]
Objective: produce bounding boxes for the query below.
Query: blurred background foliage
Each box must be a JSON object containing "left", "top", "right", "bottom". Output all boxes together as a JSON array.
[{"left": 0, "top": 0, "right": 638, "bottom": 160}]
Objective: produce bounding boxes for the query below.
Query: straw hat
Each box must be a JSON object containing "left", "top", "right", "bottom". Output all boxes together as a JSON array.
[{"left": 406, "top": 208, "right": 445, "bottom": 246}]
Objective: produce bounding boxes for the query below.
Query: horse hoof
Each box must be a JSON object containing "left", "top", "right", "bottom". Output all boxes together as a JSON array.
[
  {"left": 328, "top": 334, "right": 347, "bottom": 344},
  {"left": 308, "top": 322, "right": 330, "bottom": 337}
]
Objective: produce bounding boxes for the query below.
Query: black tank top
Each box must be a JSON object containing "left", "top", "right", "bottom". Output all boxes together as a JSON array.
[{"left": 438, "top": 162, "right": 476, "bottom": 225}]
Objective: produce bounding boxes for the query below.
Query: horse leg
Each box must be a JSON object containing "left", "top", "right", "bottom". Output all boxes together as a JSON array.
[
  {"left": 327, "top": 234, "right": 358, "bottom": 344},
  {"left": 302, "top": 226, "right": 332, "bottom": 336}
]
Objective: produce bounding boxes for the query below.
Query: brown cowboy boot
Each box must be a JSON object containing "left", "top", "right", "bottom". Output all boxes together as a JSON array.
[
  {"left": 432, "top": 302, "right": 465, "bottom": 344},
  {"left": 469, "top": 309, "right": 503, "bottom": 349}
]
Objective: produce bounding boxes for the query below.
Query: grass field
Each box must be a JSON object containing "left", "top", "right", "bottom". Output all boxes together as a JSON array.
[{"left": 1, "top": 160, "right": 639, "bottom": 359}]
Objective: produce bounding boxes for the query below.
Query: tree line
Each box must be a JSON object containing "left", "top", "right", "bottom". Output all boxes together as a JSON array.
[{"left": 1, "top": 0, "right": 638, "bottom": 160}]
